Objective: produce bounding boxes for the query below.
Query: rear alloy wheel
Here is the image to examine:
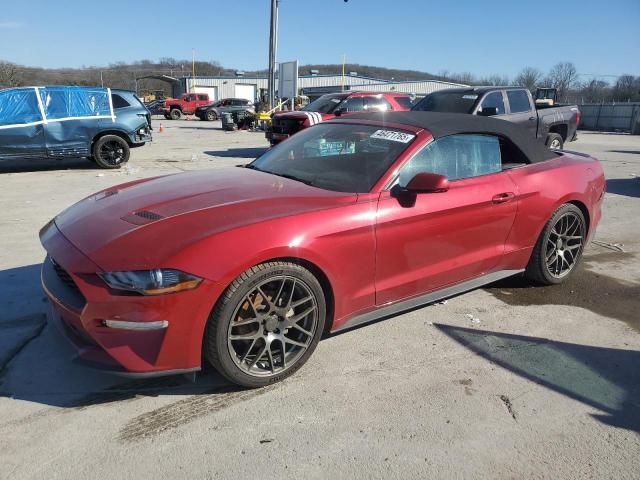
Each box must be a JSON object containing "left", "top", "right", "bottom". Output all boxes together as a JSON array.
[
  {"left": 92, "top": 135, "right": 130, "bottom": 169},
  {"left": 525, "top": 204, "right": 586, "bottom": 285},
  {"left": 205, "top": 262, "right": 326, "bottom": 387},
  {"left": 170, "top": 108, "right": 182, "bottom": 120},
  {"left": 206, "top": 110, "right": 218, "bottom": 121},
  {"left": 546, "top": 133, "right": 564, "bottom": 150}
]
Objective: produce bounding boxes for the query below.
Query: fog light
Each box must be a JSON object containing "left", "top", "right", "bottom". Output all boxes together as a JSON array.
[{"left": 103, "top": 319, "right": 169, "bottom": 330}]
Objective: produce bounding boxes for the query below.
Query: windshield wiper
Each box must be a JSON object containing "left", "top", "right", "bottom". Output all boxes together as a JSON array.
[{"left": 271, "top": 172, "right": 315, "bottom": 187}]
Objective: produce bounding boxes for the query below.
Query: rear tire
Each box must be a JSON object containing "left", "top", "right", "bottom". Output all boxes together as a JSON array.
[
  {"left": 92, "top": 135, "right": 130, "bottom": 169},
  {"left": 525, "top": 204, "right": 586, "bottom": 285},
  {"left": 546, "top": 133, "right": 564, "bottom": 150},
  {"left": 170, "top": 108, "right": 182, "bottom": 120},
  {"left": 204, "top": 262, "right": 326, "bottom": 388}
]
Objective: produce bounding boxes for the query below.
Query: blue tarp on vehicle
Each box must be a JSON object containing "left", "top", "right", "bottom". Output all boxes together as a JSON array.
[{"left": 0, "top": 86, "right": 114, "bottom": 128}]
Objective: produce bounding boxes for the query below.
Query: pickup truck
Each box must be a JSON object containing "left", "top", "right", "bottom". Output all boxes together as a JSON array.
[
  {"left": 162, "top": 93, "right": 212, "bottom": 120},
  {"left": 412, "top": 86, "right": 580, "bottom": 150},
  {"left": 266, "top": 91, "right": 413, "bottom": 145}
]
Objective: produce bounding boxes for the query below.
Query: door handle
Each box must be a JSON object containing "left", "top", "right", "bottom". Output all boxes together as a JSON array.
[
  {"left": 492, "top": 192, "right": 515, "bottom": 204},
  {"left": 528, "top": 116, "right": 536, "bottom": 121}
]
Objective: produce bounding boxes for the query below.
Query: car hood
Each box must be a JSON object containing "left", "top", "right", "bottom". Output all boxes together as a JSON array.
[{"left": 54, "top": 167, "right": 355, "bottom": 270}]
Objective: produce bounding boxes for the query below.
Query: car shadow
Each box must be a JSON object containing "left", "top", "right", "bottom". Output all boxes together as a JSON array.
[
  {"left": 434, "top": 324, "right": 640, "bottom": 433},
  {"left": 0, "top": 157, "right": 96, "bottom": 173},
  {"left": 485, "top": 252, "right": 640, "bottom": 333},
  {"left": 607, "top": 150, "right": 640, "bottom": 155},
  {"left": 605, "top": 178, "right": 640, "bottom": 198},
  {"left": 204, "top": 147, "right": 268, "bottom": 158}
]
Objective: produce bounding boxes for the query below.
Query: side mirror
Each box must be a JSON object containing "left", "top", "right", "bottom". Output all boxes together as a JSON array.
[
  {"left": 405, "top": 172, "right": 449, "bottom": 193},
  {"left": 333, "top": 108, "right": 345, "bottom": 117},
  {"left": 478, "top": 106, "right": 498, "bottom": 116}
]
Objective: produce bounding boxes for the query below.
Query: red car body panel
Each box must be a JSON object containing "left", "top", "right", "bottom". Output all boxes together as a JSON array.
[{"left": 40, "top": 118, "right": 605, "bottom": 376}]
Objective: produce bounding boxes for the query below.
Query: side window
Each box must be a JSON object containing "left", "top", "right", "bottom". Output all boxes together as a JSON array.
[
  {"left": 0, "top": 89, "right": 42, "bottom": 126},
  {"left": 232, "top": 99, "right": 244, "bottom": 106},
  {"left": 364, "top": 97, "right": 391, "bottom": 112},
  {"left": 111, "top": 94, "right": 130, "bottom": 109},
  {"left": 393, "top": 96, "right": 414, "bottom": 109},
  {"left": 39, "top": 86, "right": 111, "bottom": 119},
  {"left": 479, "top": 92, "right": 506, "bottom": 115},
  {"left": 506, "top": 90, "right": 531, "bottom": 113},
  {"left": 340, "top": 97, "right": 365, "bottom": 112},
  {"left": 398, "top": 134, "right": 502, "bottom": 185},
  {"left": 198, "top": 94, "right": 208, "bottom": 101}
]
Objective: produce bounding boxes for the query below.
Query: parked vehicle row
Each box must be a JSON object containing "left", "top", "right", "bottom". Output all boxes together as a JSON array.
[
  {"left": 41, "top": 111, "right": 604, "bottom": 387},
  {"left": 266, "top": 91, "right": 414, "bottom": 145},
  {"left": 0, "top": 86, "right": 152, "bottom": 168}
]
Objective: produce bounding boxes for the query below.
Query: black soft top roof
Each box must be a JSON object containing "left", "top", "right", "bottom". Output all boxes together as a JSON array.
[{"left": 334, "top": 111, "right": 557, "bottom": 164}]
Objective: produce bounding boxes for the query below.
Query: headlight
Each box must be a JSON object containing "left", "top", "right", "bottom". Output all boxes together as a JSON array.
[{"left": 99, "top": 269, "right": 202, "bottom": 295}]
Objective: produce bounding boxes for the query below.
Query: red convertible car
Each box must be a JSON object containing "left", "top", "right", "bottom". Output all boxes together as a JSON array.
[{"left": 40, "top": 112, "right": 605, "bottom": 387}]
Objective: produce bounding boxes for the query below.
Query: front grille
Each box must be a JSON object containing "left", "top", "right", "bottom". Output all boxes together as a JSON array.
[
  {"left": 51, "top": 258, "right": 82, "bottom": 296},
  {"left": 271, "top": 118, "right": 304, "bottom": 135}
]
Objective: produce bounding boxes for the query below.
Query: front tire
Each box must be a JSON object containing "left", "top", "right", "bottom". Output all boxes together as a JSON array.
[
  {"left": 206, "top": 110, "right": 218, "bottom": 121},
  {"left": 204, "top": 262, "right": 326, "bottom": 387},
  {"left": 170, "top": 108, "right": 182, "bottom": 120},
  {"left": 525, "top": 204, "right": 586, "bottom": 285},
  {"left": 92, "top": 135, "right": 130, "bottom": 169},
  {"left": 546, "top": 133, "right": 564, "bottom": 150}
]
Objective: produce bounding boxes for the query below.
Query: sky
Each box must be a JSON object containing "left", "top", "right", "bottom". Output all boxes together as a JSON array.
[{"left": 0, "top": 0, "right": 638, "bottom": 81}]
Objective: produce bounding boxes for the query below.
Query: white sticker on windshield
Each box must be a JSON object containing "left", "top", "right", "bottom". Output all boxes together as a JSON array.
[
  {"left": 463, "top": 94, "right": 479, "bottom": 100},
  {"left": 370, "top": 129, "right": 415, "bottom": 143}
]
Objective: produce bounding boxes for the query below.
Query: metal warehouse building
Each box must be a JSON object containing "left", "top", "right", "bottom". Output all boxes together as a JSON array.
[{"left": 175, "top": 74, "right": 466, "bottom": 102}]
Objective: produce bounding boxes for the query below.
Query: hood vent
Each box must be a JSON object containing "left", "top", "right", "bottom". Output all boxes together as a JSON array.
[
  {"left": 135, "top": 210, "right": 164, "bottom": 221},
  {"left": 121, "top": 210, "right": 165, "bottom": 225}
]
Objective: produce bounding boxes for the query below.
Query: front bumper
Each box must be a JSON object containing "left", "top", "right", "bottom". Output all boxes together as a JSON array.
[
  {"left": 40, "top": 222, "right": 221, "bottom": 377},
  {"left": 265, "top": 131, "right": 290, "bottom": 143}
]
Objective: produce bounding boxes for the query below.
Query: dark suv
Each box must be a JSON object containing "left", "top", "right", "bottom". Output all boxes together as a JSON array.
[
  {"left": 0, "top": 86, "right": 151, "bottom": 168},
  {"left": 195, "top": 98, "right": 255, "bottom": 121}
]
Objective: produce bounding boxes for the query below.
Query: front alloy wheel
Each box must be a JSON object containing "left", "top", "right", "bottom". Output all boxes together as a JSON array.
[{"left": 205, "top": 262, "right": 326, "bottom": 387}]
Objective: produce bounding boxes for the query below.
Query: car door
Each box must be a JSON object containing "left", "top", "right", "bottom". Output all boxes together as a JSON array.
[
  {"left": 337, "top": 96, "right": 365, "bottom": 116},
  {"left": 0, "top": 88, "right": 45, "bottom": 160},
  {"left": 505, "top": 89, "right": 538, "bottom": 139},
  {"left": 363, "top": 96, "right": 391, "bottom": 112},
  {"left": 375, "top": 134, "right": 518, "bottom": 305},
  {"left": 40, "top": 86, "right": 102, "bottom": 158}
]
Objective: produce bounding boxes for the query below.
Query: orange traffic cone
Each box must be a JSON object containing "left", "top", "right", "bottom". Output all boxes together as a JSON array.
[{"left": 159, "top": 123, "right": 165, "bottom": 133}]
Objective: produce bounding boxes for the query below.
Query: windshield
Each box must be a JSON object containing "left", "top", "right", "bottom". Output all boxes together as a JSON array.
[
  {"left": 412, "top": 91, "right": 478, "bottom": 113},
  {"left": 249, "top": 123, "right": 416, "bottom": 193},
  {"left": 301, "top": 94, "right": 347, "bottom": 114}
]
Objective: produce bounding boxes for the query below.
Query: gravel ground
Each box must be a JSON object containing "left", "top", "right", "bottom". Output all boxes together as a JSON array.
[{"left": 0, "top": 121, "right": 638, "bottom": 479}]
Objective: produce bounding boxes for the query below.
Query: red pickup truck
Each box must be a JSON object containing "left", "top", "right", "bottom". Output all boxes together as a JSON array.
[
  {"left": 163, "top": 93, "right": 212, "bottom": 120},
  {"left": 266, "top": 91, "right": 413, "bottom": 145}
]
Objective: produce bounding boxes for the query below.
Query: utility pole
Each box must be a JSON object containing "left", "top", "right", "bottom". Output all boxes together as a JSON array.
[{"left": 267, "top": 0, "right": 279, "bottom": 110}]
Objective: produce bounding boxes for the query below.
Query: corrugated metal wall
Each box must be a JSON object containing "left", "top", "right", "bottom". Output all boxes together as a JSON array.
[
  {"left": 578, "top": 103, "right": 640, "bottom": 133},
  {"left": 179, "top": 75, "right": 467, "bottom": 100}
]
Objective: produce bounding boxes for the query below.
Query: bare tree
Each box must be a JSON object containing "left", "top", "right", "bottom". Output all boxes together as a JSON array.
[
  {"left": 611, "top": 74, "right": 640, "bottom": 102},
  {"left": 0, "top": 61, "right": 21, "bottom": 87},
  {"left": 515, "top": 67, "right": 542, "bottom": 93},
  {"left": 545, "top": 62, "right": 579, "bottom": 102},
  {"left": 479, "top": 74, "right": 510, "bottom": 86},
  {"left": 578, "top": 79, "right": 610, "bottom": 103}
]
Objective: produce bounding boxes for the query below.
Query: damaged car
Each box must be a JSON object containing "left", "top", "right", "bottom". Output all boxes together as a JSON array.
[
  {"left": 0, "top": 86, "right": 151, "bottom": 168},
  {"left": 40, "top": 112, "right": 604, "bottom": 387}
]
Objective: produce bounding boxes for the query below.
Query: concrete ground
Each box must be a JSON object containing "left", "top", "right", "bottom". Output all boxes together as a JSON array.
[{"left": 0, "top": 121, "right": 638, "bottom": 479}]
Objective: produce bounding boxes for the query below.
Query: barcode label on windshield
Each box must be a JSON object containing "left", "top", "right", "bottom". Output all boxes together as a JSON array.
[{"left": 370, "top": 130, "right": 415, "bottom": 143}]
